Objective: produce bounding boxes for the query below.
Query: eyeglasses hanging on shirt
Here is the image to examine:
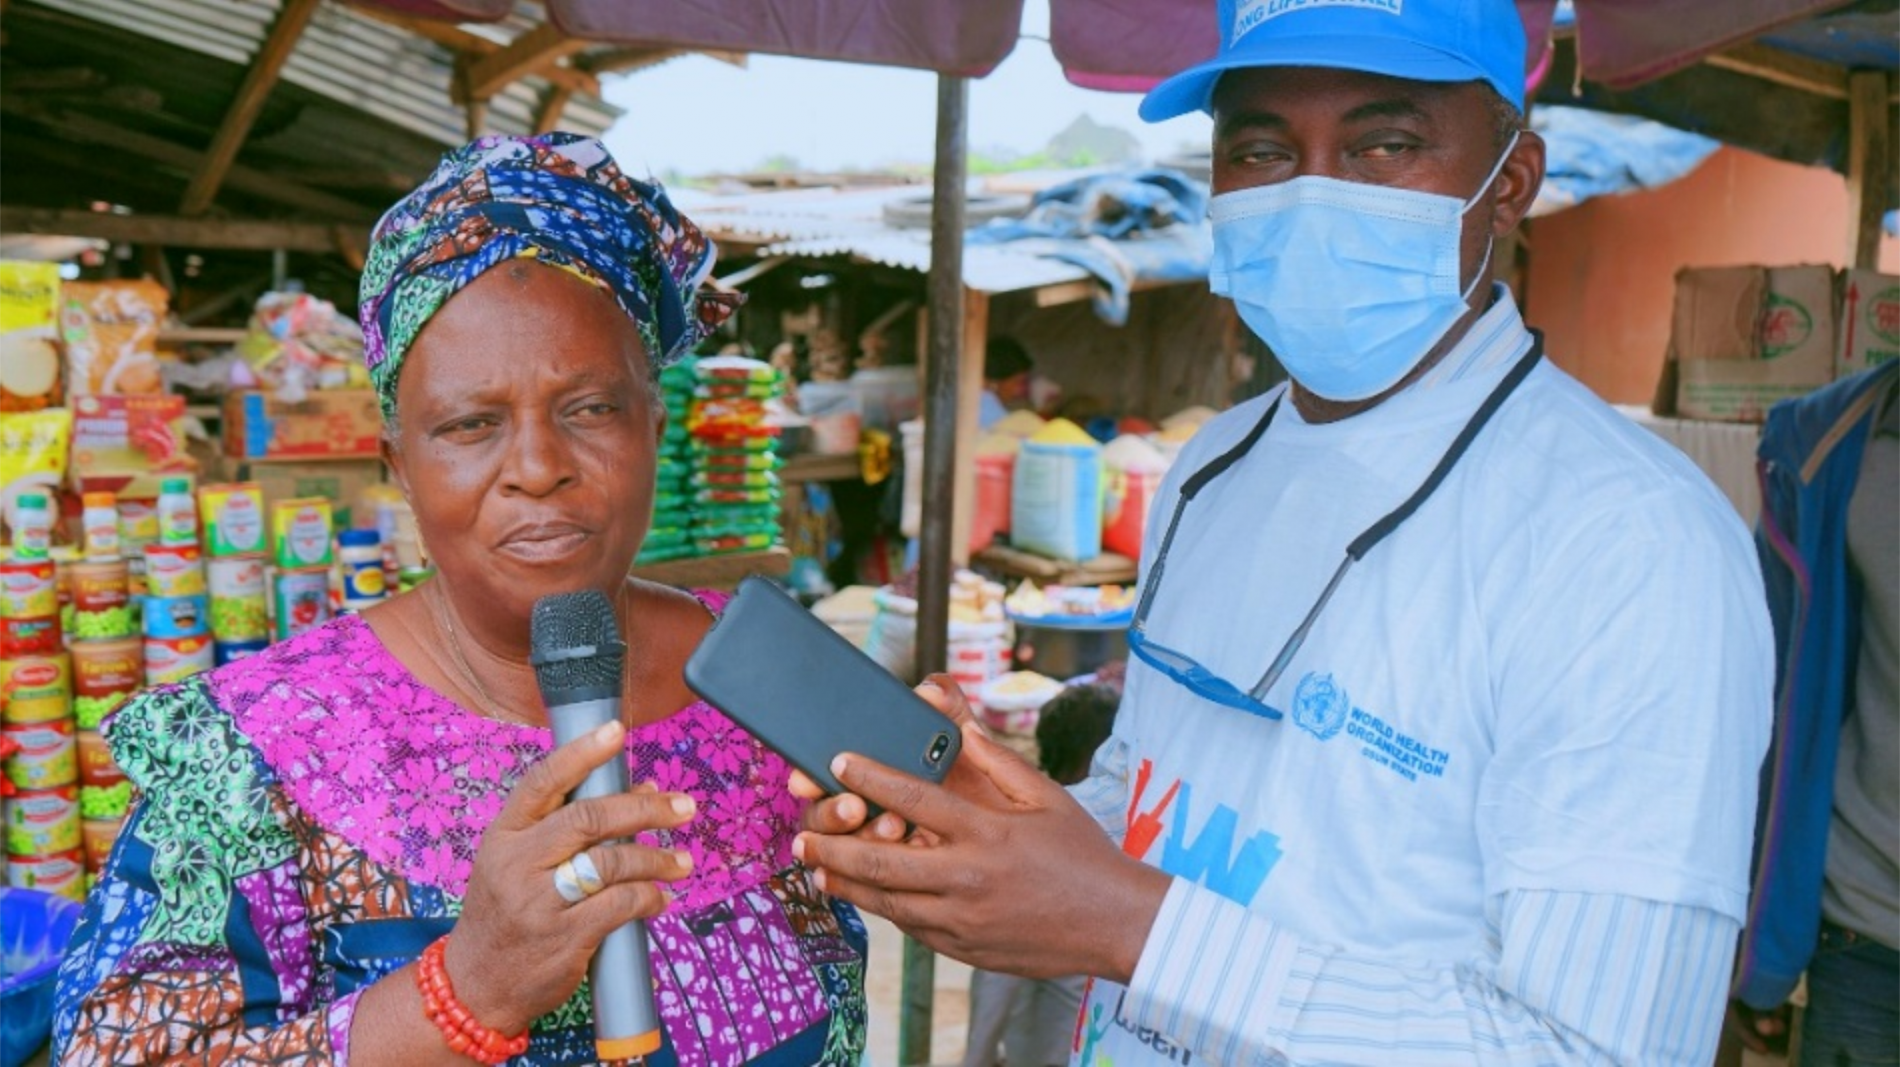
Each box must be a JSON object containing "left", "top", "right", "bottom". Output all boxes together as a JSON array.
[{"left": 1126, "top": 334, "right": 1546, "bottom": 720}]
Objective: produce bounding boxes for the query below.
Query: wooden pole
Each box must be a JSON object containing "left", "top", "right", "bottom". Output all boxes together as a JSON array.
[
  {"left": 534, "top": 84, "right": 574, "bottom": 135},
  {"left": 459, "top": 21, "right": 588, "bottom": 101},
  {"left": 902, "top": 71, "right": 969, "bottom": 1067},
  {"left": 180, "top": 0, "right": 322, "bottom": 215},
  {"left": 1845, "top": 70, "right": 1895, "bottom": 271},
  {"left": 951, "top": 290, "right": 988, "bottom": 567}
]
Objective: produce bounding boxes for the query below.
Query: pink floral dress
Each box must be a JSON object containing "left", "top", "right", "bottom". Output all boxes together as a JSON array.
[{"left": 53, "top": 592, "right": 867, "bottom": 1065}]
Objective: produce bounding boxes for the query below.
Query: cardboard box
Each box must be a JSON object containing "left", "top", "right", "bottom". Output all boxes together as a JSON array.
[
  {"left": 68, "top": 394, "right": 193, "bottom": 498},
  {"left": 235, "top": 458, "right": 385, "bottom": 530},
  {"left": 223, "top": 389, "right": 381, "bottom": 460},
  {"left": 1667, "top": 265, "right": 1837, "bottom": 422},
  {"left": 1836, "top": 268, "right": 1900, "bottom": 378}
]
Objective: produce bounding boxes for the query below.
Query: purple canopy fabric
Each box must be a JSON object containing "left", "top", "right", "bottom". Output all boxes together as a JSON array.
[
  {"left": 354, "top": 0, "right": 511, "bottom": 23},
  {"left": 1518, "top": 0, "right": 1858, "bottom": 88},
  {"left": 1044, "top": 0, "right": 1861, "bottom": 94},
  {"left": 545, "top": 0, "right": 1026, "bottom": 77},
  {"left": 356, "top": 0, "right": 1876, "bottom": 92}
]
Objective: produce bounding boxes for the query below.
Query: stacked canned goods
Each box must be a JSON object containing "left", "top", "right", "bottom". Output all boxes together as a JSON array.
[
  {"left": 2, "top": 606, "right": 84, "bottom": 901},
  {"left": 48, "top": 489, "right": 140, "bottom": 889},
  {"left": 143, "top": 481, "right": 213, "bottom": 686},
  {"left": 3, "top": 493, "right": 62, "bottom": 663},
  {"left": 200, "top": 482, "right": 271, "bottom": 664},
  {"left": 272, "top": 498, "right": 335, "bottom": 641}
]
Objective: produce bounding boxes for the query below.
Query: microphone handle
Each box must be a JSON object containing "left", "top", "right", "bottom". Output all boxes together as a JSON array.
[{"left": 548, "top": 696, "right": 664, "bottom": 1060}]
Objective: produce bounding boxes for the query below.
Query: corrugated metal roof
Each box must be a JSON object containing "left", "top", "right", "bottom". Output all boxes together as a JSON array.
[
  {"left": 681, "top": 182, "right": 1096, "bottom": 295},
  {"left": 32, "top": 0, "right": 619, "bottom": 147}
]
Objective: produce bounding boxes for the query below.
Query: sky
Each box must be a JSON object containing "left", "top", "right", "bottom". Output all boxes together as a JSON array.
[{"left": 598, "top": 0, "right": 1214, "bottom": 177}]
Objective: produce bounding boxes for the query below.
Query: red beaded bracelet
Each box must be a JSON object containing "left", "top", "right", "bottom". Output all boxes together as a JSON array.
[{"left": 415, "top": 935, "right": 531, "bottom": 1065}]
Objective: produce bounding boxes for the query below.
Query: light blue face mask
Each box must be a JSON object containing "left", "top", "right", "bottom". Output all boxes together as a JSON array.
[{"left": 1208, "top": 134, "right": 1520, "bottom": 402}]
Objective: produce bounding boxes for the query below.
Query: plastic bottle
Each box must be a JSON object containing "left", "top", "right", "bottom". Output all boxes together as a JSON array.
[
  {"left": 337, "top": 529, "right": 387, "bottom": 611},
  {"left": 12, "top": 491, "right": 52, "bottom": 560},
  {"left": 157, "top": 478, "right": 198, "bottom": 548},
  {"left": 82, "top": 491, "right": 121, "bottom": 561}
]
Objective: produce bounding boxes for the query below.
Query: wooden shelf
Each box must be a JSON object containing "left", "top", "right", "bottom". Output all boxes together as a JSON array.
[
  {"left": 780, "top": 451, "right": 862, "bottom": 483},
  {"left": 971, "top": 544, "right": 1137, "bottom": 587},
  {"left": 631, "top": 546, "right": 791, "bottom": 591}
]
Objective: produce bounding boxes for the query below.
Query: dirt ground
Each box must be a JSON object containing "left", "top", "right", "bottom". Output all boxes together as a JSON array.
[{"left": 862, "top": 911, "right": 973, "bottom": 1067}]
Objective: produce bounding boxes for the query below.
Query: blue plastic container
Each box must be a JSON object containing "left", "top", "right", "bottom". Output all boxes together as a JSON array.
[{"left": 1, "top": 887, "right": 80, "bottom": 1067}]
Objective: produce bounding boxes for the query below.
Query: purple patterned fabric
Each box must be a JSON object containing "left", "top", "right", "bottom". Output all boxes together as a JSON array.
[
  {"left": 213, "top": 609, "right": 807, "bottom": 912},
  {"left": 55, "top": 589, "right": 865, "bottom": 1065}
]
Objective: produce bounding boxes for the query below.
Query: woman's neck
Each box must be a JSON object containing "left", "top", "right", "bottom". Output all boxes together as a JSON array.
[{"left": 425, "top": 578, "right": 558, "bottom": 726}]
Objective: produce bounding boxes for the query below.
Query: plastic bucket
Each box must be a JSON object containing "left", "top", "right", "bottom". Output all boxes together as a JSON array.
[
  {"left": 971, "top": 453, "right": 1015, "bottom": 551},
  {"left": 0, "top": 887, "right": 82, "bottom": 1067}
]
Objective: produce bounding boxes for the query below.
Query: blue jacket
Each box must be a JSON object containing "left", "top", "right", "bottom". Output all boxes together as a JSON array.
[{"left": 1734, "top": 360, "right": 1898, "bottom": 1009}]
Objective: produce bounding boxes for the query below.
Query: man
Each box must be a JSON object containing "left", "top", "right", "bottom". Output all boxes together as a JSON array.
[
  {"left": 796, "top": 2, "right": 1772, "bottom": 1064},
  {"left": 1730, "top": 360, "right": 1897, "bottom": 1065},
  {"left": 980, "top": 336, "right": 1035, "bottom": 430}
]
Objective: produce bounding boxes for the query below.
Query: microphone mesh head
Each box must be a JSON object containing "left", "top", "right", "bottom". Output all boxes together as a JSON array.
[{"left": 530, "top": 590, "right": 625, "bottom": 697}]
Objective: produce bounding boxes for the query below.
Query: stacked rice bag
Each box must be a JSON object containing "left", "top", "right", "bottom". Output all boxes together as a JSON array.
[
  {"left": 638, "top": 359, "right": 698, "bottom": 564},
  {"left": 686, "top": 356, "right": 783, "bottom": 557}
]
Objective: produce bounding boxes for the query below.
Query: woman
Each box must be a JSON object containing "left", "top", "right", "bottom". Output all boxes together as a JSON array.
[{"left": 54, "top": 134, "right": 868, "bottom": 1065}]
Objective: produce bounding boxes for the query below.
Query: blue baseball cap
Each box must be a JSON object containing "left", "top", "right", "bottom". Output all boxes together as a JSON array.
[{"left": 1140, "top": 0, "right": 1527, "bottom": 122}]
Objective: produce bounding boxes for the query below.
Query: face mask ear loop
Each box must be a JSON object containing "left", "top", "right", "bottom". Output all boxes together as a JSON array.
[{"left": 1458, "top": 129, "right": 1521, "bottom": 302}]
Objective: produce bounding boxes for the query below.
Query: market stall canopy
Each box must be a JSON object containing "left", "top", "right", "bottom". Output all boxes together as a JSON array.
[
  {"left": 0, "top": 0, "right": 748, "bottom": 251},
  {"left": 424, "top": 0, "right": 1900, "bottom": 90}
]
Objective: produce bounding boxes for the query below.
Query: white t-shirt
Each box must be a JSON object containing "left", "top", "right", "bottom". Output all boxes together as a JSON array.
[{"left": 1080, "top": 351, "right": 1771, "bottom": 1064}]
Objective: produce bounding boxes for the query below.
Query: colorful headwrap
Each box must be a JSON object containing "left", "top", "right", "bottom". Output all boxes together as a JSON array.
[{"left": 358, "top": 133, "right": 739, "bottom": 419}]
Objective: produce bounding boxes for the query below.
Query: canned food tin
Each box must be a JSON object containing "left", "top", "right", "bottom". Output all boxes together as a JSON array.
[
  {"left": 273, "top": 567, "right": 332, "bottom": 641},
  {"left": 144, "top": 633, "right": 213, "bottom": 686},
  {"left": 208, "top": 557, "right": 269, "bottom": 640},
  {"left": 81, "top": 816, "right": 124, "bottom": 873},
  {"left": 143, "top": 543, "right": 206, "bottom": 598},
  {"left": 0, "top": 615, "right": 61, "bottom": 658},
  {"left": 208, "top": 555, "right": 267, "bottom": 598},
  {"left": 68, "top": 558, "right": 133, "bottom": 640},
  {"left": 69, "top": 636, "right": 141, "bottom": 699},
  {"left": 200, "top": 483, "right": 268, "bottom": 557},
  {"left": 273, "top": 499, "right": 335, "bottom": 569},
  {"left": 6, "top": 848, "right": 86, "bottom": 901},
  {"left": 3, "top": 719, "right": 76, "bottom": 790},
  {"left": 79, "top": 781, "right": 132, "bottom": 821},
  {"left": 141, "top": 593, "right": 209, "bottom": 639},
  {"left": 0, "top": 654, "right": 71, "bottom": 725},
  {"left": 6, "top": 785, "right": 81, "bottom": 855},
  {"left": 75, "top": 729, "right": 124, "bottom": 789},
  {"left": 214, "top": 638, "right": 271, "bottom": 666},
  {"left": 0, "top": 558, "right": 57, "bottom": 618},
  {"left": 118, "top": 500, "right": 159, "bottom": 544}
]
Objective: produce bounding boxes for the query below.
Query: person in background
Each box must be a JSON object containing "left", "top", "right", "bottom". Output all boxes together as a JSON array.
[
  {"left": 53, "top": 133, "right": 867, "bottom": 1065},
  {"left": 1728, "top": 358, "right": 1897, "bottom": 1065},
  {"left": 961, "top": 683, "right": 1121, "bottom": 1067},
  {"left": 795, "top": 2, "right": 1772, "bottom": 1064},
  {"left": 979, "top": 336, "right": 1034, "bottom": 430}
]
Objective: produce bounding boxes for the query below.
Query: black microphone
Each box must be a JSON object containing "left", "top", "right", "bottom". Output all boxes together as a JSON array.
[{"left": 530, "top": 590, "right": 662, "bottom": 1061}]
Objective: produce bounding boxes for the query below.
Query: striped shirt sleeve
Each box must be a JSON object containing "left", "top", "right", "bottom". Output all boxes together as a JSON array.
[{"left": 1122, "top": 881, "right": 1736, "bottom": 1067}]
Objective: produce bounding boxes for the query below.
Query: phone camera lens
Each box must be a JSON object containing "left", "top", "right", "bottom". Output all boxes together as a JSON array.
[{"left": 926, "top": 734, "right": 950, "bottom": 765}]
